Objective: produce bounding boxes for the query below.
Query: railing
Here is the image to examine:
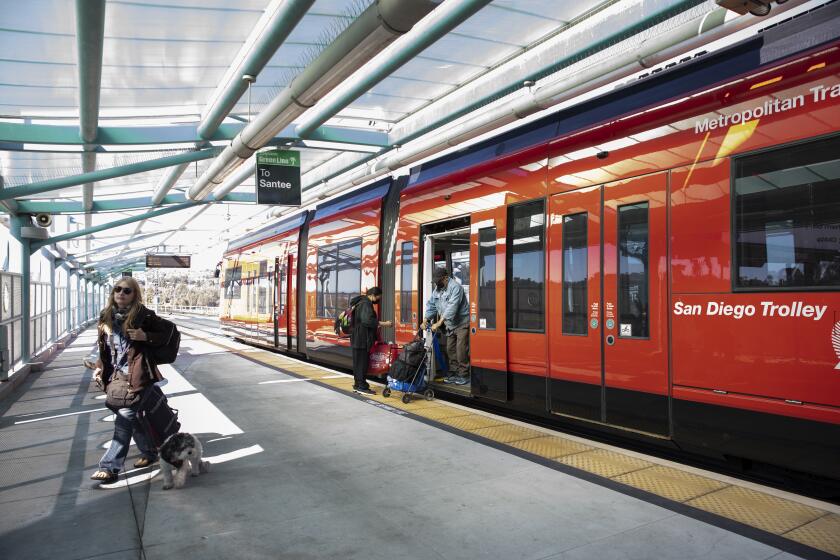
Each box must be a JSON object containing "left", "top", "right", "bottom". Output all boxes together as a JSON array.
[{"left": 153, "top": 305, "right": 219, "bottom": 317}]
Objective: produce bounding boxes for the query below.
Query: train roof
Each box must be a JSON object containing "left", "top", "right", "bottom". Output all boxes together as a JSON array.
[
  {"left": 406, "top": 2, "right": 840, "bottom": 190},
  {"left": 225, "top": 212, "right": 308, "bottom": 254},
  {"left": 311, "top": 177, "right": 392, "bottom": 224}
]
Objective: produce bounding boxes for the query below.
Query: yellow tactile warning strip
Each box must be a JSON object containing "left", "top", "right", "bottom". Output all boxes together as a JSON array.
[
  {"left": 786, "top": 514, "right": 840, "bottom": 557},
  {"left": 507, "top": 435, "right": 591, "bottom": 459},
  {"left": 557, "top": 448, "right": 654, "bottom": 478},
  {"left": 180, "top": 326, "right": 840, "bottom": 558},
  {"left": 687, "top": 485, "right": 826, "bottom": 534},
  {"left": 614, "top": 465, "right": 728, "bottom": 502}
]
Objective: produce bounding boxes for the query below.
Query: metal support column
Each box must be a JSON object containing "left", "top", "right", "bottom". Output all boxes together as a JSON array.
[
  {"left": 65, "top": 266, "right": 72, "bottom": 335},
  {"left": 76, "top": 271, "right": 82, "bottom": 330},
  {"left": 10, "top": 216, "right": 31, "bottom": 363},
  {"left": 49, "top": 256, "right": 57, "bottom": 344},
  {"left": 84, "top": 277, "right": 89, "bottom": 323}
]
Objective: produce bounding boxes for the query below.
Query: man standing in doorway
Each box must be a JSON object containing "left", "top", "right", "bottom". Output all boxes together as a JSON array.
[
  {"left": 349, "top": 287, "right": 392, "bottom": 395},
  {"left": 422, "top": 268, "right": 470, "bottom": 385}
]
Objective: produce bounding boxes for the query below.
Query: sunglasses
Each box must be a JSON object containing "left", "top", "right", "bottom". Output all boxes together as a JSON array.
[{"left": 113, "top": 286, "right": 133, "bottom": 295}]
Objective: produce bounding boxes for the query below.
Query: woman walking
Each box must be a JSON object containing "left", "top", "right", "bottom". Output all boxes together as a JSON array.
[{"left": 89, "top": 277, "right": 173, "bottom": 484}]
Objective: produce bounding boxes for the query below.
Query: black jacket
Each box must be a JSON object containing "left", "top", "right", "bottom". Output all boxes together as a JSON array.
[
  {"left": 95, "top": 305, "right": 170, "bottom": 390},
  {"left": 349, "top": 295, "right": 379, "bottom": 350}
]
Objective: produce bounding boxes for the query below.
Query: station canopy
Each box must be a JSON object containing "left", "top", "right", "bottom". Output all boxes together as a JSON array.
[{"left": 0, "top": 0, "right": 815, "bottom": 276}]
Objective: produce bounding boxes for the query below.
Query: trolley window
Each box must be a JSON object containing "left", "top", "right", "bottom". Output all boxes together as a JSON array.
[
  {"left": 507, "top": 200, "right": 545, "bottom": 332},
  {"left": 618, "top": 203, "right": 649, "bottom": 338},
  {"left": 562, "top": 213, "right": 588, "bottom": 335},
  {"left": 400, "top": 242, "right": 413, "bottom": 324},
  {"left": 278, "top": 264, "right": 287, "bottom": 316},
  {"left": 316, "top": 239, "right": 362, "bottom": 318},
  {"left": 735, "top": 135, "right": 840, "bottom": 289},
  {"left": 230, "top": 265, "right": 241, "bottom": 299},
  {"left": 258, "top": 260, "right": 268, "bottom": 314},
  {"left": 478, "top": 227, "right": 496, "bottom": 329}
]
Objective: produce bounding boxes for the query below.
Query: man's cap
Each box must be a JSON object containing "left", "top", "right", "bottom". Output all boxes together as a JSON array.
[{"left": 433, "top": 267, "right": 448, "bottom": 282}]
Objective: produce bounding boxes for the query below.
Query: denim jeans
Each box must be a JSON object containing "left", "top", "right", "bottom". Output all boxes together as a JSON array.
[{"left": 99, "top": 393, "right": 156, "bottom": 473}]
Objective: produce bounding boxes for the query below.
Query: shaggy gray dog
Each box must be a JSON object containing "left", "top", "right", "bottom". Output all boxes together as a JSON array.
[{"left": 159, "top": 433, "right": 210, "bottom": 490}]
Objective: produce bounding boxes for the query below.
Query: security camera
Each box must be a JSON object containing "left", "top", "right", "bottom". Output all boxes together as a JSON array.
[
  {"left": 716, "top": 0, "right": 772, "bottom": 16},
  {"left": 34, "top": 213, "right": 52, "bottom": 228}
]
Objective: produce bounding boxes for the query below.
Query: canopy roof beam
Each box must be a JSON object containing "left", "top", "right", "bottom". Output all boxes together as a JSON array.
[
  {"left": 29, "top": 200, "right": 209, "bottom": 252},
  {"left": 15, "top": 192, "right": 253, "bottom": 214},
  {"left": 0, "top": 148, "right": 219, "bottom": 202},
  {"left": 0, "top": 122, "right": 388, "bottom": 148}
]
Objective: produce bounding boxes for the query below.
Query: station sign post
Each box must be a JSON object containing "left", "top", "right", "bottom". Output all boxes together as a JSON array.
[{"left": 255, "top": 150, "right": 301, "bottom": 206}]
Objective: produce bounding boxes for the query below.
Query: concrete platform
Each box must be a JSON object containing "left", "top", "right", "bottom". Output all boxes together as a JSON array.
[{"left": 0, "top": 324, "right": 830, "bottom": 560}]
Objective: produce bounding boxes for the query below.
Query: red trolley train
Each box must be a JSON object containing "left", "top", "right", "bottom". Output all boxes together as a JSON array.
[{"left": 221, "top": 7, "right": 840, "bottom": 485}]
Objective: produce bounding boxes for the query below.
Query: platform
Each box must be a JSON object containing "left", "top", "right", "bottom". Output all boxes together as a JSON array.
[{"left": 0, "top": 320, "right": 838, "bottom": 560}]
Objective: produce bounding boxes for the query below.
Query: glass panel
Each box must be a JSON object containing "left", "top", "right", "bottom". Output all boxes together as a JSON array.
[
  {"left": 507, "top": 200, "right": 545, "bottom": 331},
  {"left": 618, "top": 203, "right": 649, "bottom": 338},
  {"left": 735, "top": 135, "right": 840, "bottom": 288},
  {"left": 400, "top": 242, "right": 414, "bottom": 324},
  {"left": 450, "top": 250, "right": 471, "bottom": 301},
  {"left": 279, "top": 265, "right": 287, "bottom": 316},
  {"left": 231, "top": 266, "right": 241, "bottom": 299},
  {"left": 317, "top": 246, "right": 337, "bottom": 318},
  {"left": 478, "top": 227, "right": 496, "bottom": 329},
  {"left": 335, "top": 240, "right": 362, "bottom": 315},
  {"left": 317, "top": 240, "right": 361, "bottom": 319},
  {"left": 562, "top": 213, "right": 588, "bottom": 335}
]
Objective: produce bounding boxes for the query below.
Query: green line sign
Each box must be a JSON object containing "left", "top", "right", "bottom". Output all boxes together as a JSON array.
[{"left": 255, "top": 149, "right": 301, "bottom": 206}]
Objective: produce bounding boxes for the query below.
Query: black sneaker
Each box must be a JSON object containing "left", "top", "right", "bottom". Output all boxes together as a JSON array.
[{"left": 353, "top": 386, "right": 376, "bottom": 395}]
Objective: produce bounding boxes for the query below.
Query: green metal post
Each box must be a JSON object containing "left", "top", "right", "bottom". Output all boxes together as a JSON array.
[
  {"left": 84, "top": 278, "right": 89, "bottom": 323},
  {"left": 49, "top": 255, "right": 56, "bottom": 344},
  {"left": 197, "top": 0, "right": 315, "bottom": 139},
  {"left": 10, "top": 216, "right": 31, "bottom": 362},
  {"left": 76, "top": 271, "right": 82, "bottom": 331},
  {"left": 295, "top": 0, "right": 492, "bottom": 138},
  {"left": 64, "top": 265, "right": 72, "bottom": 335}
]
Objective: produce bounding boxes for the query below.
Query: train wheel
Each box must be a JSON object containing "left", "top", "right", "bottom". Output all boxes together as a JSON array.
[
  {"left": 424, "top": 389, "right": 434, "bottom": 401},
  {"left": 402, "top": 394, "right": 411, "bottom": 404},
  {"left": 382, "top": 388, "right": 391, "bottom": 398}
]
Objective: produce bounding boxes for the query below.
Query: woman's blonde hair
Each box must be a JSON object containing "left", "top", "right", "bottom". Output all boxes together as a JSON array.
[{"left": 98, "top": 276, "right": 144, "bottom": 335}]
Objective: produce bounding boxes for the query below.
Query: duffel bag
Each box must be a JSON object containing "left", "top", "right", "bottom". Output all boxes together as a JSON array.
[{"left": 139, "top": 384, "right": 181, "bottom": 448}]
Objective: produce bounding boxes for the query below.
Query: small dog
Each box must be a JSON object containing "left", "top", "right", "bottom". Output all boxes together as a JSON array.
[{"left": 159, "top": 433, "right": 210, "bottom": 490}]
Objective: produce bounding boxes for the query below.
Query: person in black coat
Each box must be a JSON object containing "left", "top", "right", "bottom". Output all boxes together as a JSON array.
[{"left": 349, "top": 287, "right": 392, "bottom": 395}]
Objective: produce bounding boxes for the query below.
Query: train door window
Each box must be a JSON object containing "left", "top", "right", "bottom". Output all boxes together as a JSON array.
[
  {"left": 317, "top": 247, "right": 337, "bottom": 317},
  {"left": 231, "top": 266, "right": 241, "bottom": 299},
  {"left": 617, "top": 203, "right": 649, "bottom": 338},
  {"left": 317, "top": 239, "right": 362, "bottom": 318},
  {"left": 335, "top": 240, "right": 362, "bottom": 313},
  {"left": 478, "top": 227, "right": 496, "bottom": 329},
  {"left": 279, "top": 265, "right": 287, "bottom": 316},
  {"left": 507, "top": 200, "right": 545, "bottom": 332},
  {"left": 562, "top": 213, "right": 587, "bottom": 335},
  {"left": 258, "top": 261, "right": 268, "bottom": 314},
  {"left": 734, "top": 135, "right": 840, "bottom": 289},
  {"left": 400, "top": 242, "right": 413, "bottom": 324},
  {"left": 451, "top": 249, "right": 470, "bottom": 301}
]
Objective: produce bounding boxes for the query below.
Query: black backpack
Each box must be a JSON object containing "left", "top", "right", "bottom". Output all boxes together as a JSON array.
[{"left": 147, "top": 318, "right": 181, "bottom": 365}]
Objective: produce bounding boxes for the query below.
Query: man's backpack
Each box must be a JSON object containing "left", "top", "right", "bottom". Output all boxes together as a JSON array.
[
  {"left": 147, "top": 319, "right": 181, "bottom": 365},
  {"left": 334, "top": 305, "right": 355, "bottom": 336}
]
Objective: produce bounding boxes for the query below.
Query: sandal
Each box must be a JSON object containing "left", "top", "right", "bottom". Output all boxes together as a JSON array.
[
  {"left": 90, "top": 470, "right": 118, "bottom": 484},
  {"left": 133, "top": 457, "right": 156, "bottom": 468}
]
